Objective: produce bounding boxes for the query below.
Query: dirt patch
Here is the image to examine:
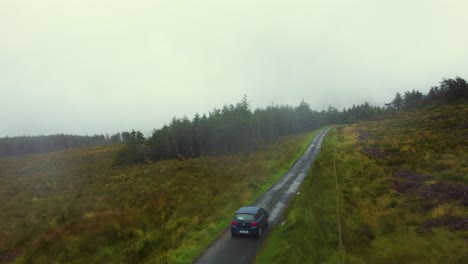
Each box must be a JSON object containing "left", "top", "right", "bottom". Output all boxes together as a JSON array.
[
  {"left": 458, "top": 122, "right": 468, "bottom": 130},
  {"left": 0, "top": 249, "right": 23, "bottom": 264},
  {"left": 392, "top": 171, "right": 468, "bottom": 208},
  {"left": 363, "top": 147, "right": 389, "bottom": 159},
  {"left": 393, "top": 171, "right": 468, "bottom": 232},
  {"left": 392, "top": 171, "right": 431, "bottom": 193},
  {"left": 419, "top": 216, "right": 468, "bottom": 232},
  {"left": 357, "top": 129, "right": 372, "bottom": 141},
  {"left": 448, "top": 122, "right": 468, "bottom": 132},
  {"left": 420, "top": 182, "right": 468, "bottom": 206},
  {"left": 428, "top": 113, "right": 452, "bottom": 121}
]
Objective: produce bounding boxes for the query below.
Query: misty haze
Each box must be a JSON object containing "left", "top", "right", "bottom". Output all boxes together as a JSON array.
[{"left": 1, "top": 1, "right": 467, "bottom": 264}]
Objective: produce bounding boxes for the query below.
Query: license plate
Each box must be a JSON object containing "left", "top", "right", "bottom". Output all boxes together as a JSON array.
[{"left": 239, "top": 230, "right": 249, "bottom": 234}]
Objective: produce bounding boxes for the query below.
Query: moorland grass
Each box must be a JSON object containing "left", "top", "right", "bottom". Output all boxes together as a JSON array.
[
  {"left": 256, "top": 104, "right": 468, "bottom": 264},
  {"left": 0, "top": 130, "right": 320, "bottom": 263}
]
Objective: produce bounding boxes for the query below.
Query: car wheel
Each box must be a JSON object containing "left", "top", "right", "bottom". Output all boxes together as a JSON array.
[
  {"left": 231, "top": 231, "right": 236, "bottom": 237},
  {"left": 257, "top": 227, "right": 262, "bottom": 238}
]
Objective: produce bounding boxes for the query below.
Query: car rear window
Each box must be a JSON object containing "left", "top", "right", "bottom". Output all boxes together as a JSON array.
[{"left": 235, "top": 213, "right": 254, "bottom": 221}]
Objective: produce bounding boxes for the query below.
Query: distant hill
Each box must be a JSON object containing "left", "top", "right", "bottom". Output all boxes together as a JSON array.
[{"left": 0, "top": 133, "right": 124, "bottom": 157}]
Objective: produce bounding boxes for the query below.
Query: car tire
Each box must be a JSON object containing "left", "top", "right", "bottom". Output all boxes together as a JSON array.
[
  {"left": 257, "top": 227, "right": 262, "bottom": 238},
  {"left": 231, "top": 231, "right": 236, "bottom": 237}
]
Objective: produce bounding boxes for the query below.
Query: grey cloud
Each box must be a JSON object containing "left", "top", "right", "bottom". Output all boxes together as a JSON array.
[{"left": 1, "top": 0, "right": 467, "bottom": 136}]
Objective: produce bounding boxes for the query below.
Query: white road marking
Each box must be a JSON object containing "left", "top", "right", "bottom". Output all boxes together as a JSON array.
[{"left": 269, "top": 202, "right": 286, "bottom": 221}]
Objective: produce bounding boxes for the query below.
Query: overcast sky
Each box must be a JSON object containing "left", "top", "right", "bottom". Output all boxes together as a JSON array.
[{"left": 1, "top": 0, "right": 467, "bottom": 137}]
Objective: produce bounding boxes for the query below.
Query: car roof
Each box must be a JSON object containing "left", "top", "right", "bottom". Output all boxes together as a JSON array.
[{"left": 236, "top": 206, "right": 260, "bottom": 214}]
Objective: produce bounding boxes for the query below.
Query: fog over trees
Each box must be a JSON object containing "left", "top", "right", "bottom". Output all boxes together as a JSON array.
[
  {"left": 1, "top": 77, "right": 466, "bottom": 160},
  {"left": 137, "top": 97, "right": 391, "bottom": 163},
  {"left": 116, "top": 77, "right": 467, "bottom": 164},
  {"left": 388, "top": 77, "right": 468, "bottom": 111}
]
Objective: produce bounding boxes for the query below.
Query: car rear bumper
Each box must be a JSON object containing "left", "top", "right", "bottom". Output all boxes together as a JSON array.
[{"left": 231, "top": 226, "right": 259, "bottom": 235}]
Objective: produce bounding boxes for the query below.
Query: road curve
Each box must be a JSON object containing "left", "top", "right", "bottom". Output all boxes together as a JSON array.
[{"left": 194, "top": 128, "right": 331, "bottom": 264}]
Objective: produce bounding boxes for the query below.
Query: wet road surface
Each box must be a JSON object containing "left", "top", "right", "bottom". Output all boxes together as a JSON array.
[{"left": 194, "top": 128, "right": 331, "bottom": 264}]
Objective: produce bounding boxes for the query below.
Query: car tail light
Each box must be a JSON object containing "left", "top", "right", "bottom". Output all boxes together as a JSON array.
[
  {"left": 231, "top": 220, "right": 237, "bottom": 226},
  {"left": 250, "top": 221, "right": 258, "bottom": 227}
]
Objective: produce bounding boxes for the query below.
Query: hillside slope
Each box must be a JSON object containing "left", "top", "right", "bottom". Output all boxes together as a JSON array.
[
  {"left": 0, "top": 131, "right": 319, "bottom": 264},
  {"left": 256, "top": 103, "right": 468, "bottom": 263}
]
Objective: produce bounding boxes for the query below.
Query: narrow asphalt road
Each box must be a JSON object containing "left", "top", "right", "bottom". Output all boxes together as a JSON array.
[{"left": 194, "top": 128, "right": 331, "bottom": 264}]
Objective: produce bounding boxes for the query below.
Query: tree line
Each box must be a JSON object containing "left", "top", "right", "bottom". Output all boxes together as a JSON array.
[
  {"left": 116, "top": 77, "right": 467, "bottom": 164},
  {"left": 116, "top": 96, "right": 390, "bottom": 164},
  {"left": 388, "top": 76, "right": 468, "bottom": 111},
  {"left": 116, "top": 97, "right": 325, "bottom": 164},
  {"left": 0, "top": 132, "right": 136, "bottom": 157},
  {"left": 145, "top": 97, "right": 325, "bottom": 160}
]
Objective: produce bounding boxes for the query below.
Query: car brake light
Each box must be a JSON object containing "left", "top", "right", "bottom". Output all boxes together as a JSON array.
[
  {"left": 231, "top": 220, "right": 237, "bottom": 225},
  {"left": 250, "top": 221, "right": 258, "bottom": 227}
]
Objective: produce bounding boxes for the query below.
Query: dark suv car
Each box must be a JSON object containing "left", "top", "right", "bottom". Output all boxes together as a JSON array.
[{"left": 231, "top": 206, "right": 269, "bottom": 237}]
